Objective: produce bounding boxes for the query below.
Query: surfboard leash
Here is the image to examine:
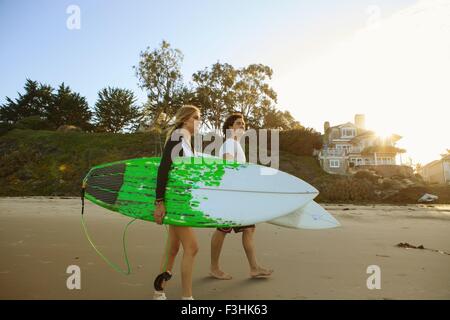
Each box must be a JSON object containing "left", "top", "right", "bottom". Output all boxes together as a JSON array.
[
  {"left": 158, "top": 133, "right": 173, "bottom": 279},
  {"left": 80, "top": 184, "right": 135, "bottom": 275}
]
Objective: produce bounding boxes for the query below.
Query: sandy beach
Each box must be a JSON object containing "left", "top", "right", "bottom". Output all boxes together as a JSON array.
[{"left": 0, "top": 197, "right": 449, "bottom": 300}]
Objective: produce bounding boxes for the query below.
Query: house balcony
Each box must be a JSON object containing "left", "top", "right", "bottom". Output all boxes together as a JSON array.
[
  {"left": 320, "top": 147, "right": 364, "bottom": 157},
  {"left": 347, "top": 147, "right": 363, "bottom": 154},
  {"left": 319, "top": 148, "right": 346, "bottom": 157}
]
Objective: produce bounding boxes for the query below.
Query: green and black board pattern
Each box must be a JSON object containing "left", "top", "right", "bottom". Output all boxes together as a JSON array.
[{"left": 83, "top": 157, "right": 245, "bottom": 227}]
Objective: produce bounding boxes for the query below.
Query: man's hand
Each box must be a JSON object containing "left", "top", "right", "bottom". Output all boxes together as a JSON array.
[
  {"left": 223, "top": 153, "right": 234, "bottom": 160},
  {"left": 154, "top": 202, "right": 166, "bottom": 225}
]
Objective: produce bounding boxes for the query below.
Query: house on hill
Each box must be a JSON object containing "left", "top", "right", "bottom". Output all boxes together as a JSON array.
[
  {"left": 418, "top": 154, "right": 450, "bottom": 185},
  {"left": 319, "top": 114, "right": 408, "bottom": 175}
]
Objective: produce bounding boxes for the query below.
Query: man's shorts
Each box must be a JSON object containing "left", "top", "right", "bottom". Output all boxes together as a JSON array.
[{"left": 217, "top": 225, "right": 255, "bottom": 233}]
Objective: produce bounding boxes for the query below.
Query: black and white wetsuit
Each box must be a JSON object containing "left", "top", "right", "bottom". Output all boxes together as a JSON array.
[{"left": 155, "top": 135, "right": 195, "bottom": 201}]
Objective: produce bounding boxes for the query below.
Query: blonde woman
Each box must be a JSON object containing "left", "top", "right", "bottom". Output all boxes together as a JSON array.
[{"left": 153, "top": 105, "right": 201, "bottom": 300}]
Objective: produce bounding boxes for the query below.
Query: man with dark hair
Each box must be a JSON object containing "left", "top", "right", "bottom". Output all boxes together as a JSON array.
[{"left": 209, "top": 113, "right": 274, "bottom": 280}]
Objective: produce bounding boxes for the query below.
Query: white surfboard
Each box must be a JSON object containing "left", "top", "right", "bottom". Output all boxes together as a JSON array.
[
  {"left": 190, "top": 160, "right": 320, "bottom": 226},
  {"left": 84, "top": 156, "right": 321, "bottom": 227},
  {"left": 268, "top": 201, "right": 340, "bottom": 229}
]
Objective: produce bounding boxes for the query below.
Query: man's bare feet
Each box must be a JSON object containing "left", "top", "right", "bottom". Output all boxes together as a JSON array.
[
  {"left": 250, "top": 267, "right": 273, "bottom": 278},
  {"left": 209, "top": 268, "right": 232, "bottom": 280}
]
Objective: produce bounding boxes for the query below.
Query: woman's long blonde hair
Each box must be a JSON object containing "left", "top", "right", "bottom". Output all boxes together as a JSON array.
[{"left": 165, "top": 105, "right": 201, "bottom": 144}]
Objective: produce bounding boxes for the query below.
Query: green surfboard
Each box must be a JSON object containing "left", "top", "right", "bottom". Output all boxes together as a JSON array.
[{"left": 83, "top": 157, "right": 244, "bottom": 227}]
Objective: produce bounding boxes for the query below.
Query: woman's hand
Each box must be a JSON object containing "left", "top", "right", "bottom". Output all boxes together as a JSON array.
[{"left": 154, "top": 202, "right": 166, "bottom": 225}]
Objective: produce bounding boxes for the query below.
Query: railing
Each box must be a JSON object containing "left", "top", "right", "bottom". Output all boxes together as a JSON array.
[
  {"left": 320, "top": 147, "right": 363, "bottom": 157},
  {"left": 347, "top": 147, "right": 363, "bottom": 153},
  {"left": 319, "top": 149, "right": 346, "bottom": 157},
  {"left": 352, "top": 160, "right": 397, "bottom": 166}
]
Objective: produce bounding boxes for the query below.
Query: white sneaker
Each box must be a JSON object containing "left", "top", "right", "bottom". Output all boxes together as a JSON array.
[
  {"left": 153, "top": 291, "right": 167, "bottom": 300},
  {"left": 181, "top": 296, "right": 194, "bottom": 300}
]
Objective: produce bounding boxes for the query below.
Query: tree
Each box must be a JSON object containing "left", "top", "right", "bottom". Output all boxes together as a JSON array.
[
  {"left": 193, "top": 62, "right": 237, "bottom": 130},
  {"left": 93, "top": 87, "right": 141, "bottom": 133},
  {"left": 46, "top": 83, "right": 92, "bottom": 130},
  {"left": 414, "top": 163, "right": 423, "bottom": 174},
  {"left": 281, "top": 110, "right": 302, "bottom": 129},
  {"left": 134, "top": 40, "right": 189, "bottom": 130},
  {"left": 262, "top": 108, "right": 302, "bottom": 130},
  {"left": 279, "top": 127, "right": 323, "bottom": 156},
  {"left": 0, "top": 79, "right": 53, "bottom": 124},
  {"left": 1, "top": 80, "right": 92, "bottom": 130},
  {"left": 232, "top": 64, "right": 277, "bottom": 128},
  {"left": 440, "top": 149, "right": 450, "bottom": 158}
]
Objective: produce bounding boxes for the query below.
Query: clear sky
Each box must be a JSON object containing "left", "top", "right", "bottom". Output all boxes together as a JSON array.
[{"left": 1, "top": 0, "right": 448, "bottom": 164}]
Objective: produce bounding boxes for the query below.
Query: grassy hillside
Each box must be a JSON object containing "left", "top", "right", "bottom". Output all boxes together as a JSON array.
[
  {"left": 1, "top": 129, "right": 449, "bottom": 203},
  {"left": 0, "top": 129, "right": 163, "bottom": 196}
]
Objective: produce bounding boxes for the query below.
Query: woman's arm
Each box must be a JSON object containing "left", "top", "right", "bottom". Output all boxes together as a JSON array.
[
  {"left": 155, "top": 138, "right": 178, "bottom": 201},
  {"left": 154, "top": 138, "right": 181, "bottom": 225}
]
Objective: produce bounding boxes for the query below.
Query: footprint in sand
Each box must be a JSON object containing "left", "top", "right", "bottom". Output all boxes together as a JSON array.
[
  {"left": 51, "top": 243, "right": 68, "bottom": 247},
  {"left": 120, "top": 282, "right": 144, "bottom": 287}
]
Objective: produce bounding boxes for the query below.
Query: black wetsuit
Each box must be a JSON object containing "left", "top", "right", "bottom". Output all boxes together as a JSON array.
[{"left": 155, "top": 135, "right": 194, "bottom": 201}]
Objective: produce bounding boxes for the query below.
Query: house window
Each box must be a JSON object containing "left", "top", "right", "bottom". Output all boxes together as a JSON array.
[
  {"left": 336, "top": 145, "right": 351, "bottom": 154},
  {"left": 356, "top": 158, "right": 363, "bottom": 165},
  {"left": 330, "top": 160, "right": 340, "bottom": 168},
  {"left": 342, "top": 128, "right": 356, "bottom": 137}
]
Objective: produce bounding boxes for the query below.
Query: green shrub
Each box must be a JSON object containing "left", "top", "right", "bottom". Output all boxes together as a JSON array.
[
  {"left": 353, "top": 170, "right": 379, "bottom": 183},
  {"left": 279, "top": 128, "right": 323, "bottom": 156},
  {"left": 0, "top": 122, "right": 14, "bottom": 136},
  {"left": 14, "top": 116, "right": 55, "bottom": 130}
]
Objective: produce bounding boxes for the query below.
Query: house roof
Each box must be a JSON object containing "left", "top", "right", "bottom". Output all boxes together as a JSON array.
[
  {"left": 328, "top": 122, "right": 356, "bottom": 130},
  {"left": 422, "top": 154, "right": 450, "bottom": 168},
  {"left": 326, "top": 120, "right": 402, "bottom": 141},
  {"left": 390, "top": 133, "right": 403, "bottom": 141},
  {"left": 423, "top": 159, "right": 441, "bottom": 169}
]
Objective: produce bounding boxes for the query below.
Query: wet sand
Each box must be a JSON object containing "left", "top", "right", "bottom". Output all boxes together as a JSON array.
[{"left": 0, "top": 197, "right": 449, "bottom": 300}]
